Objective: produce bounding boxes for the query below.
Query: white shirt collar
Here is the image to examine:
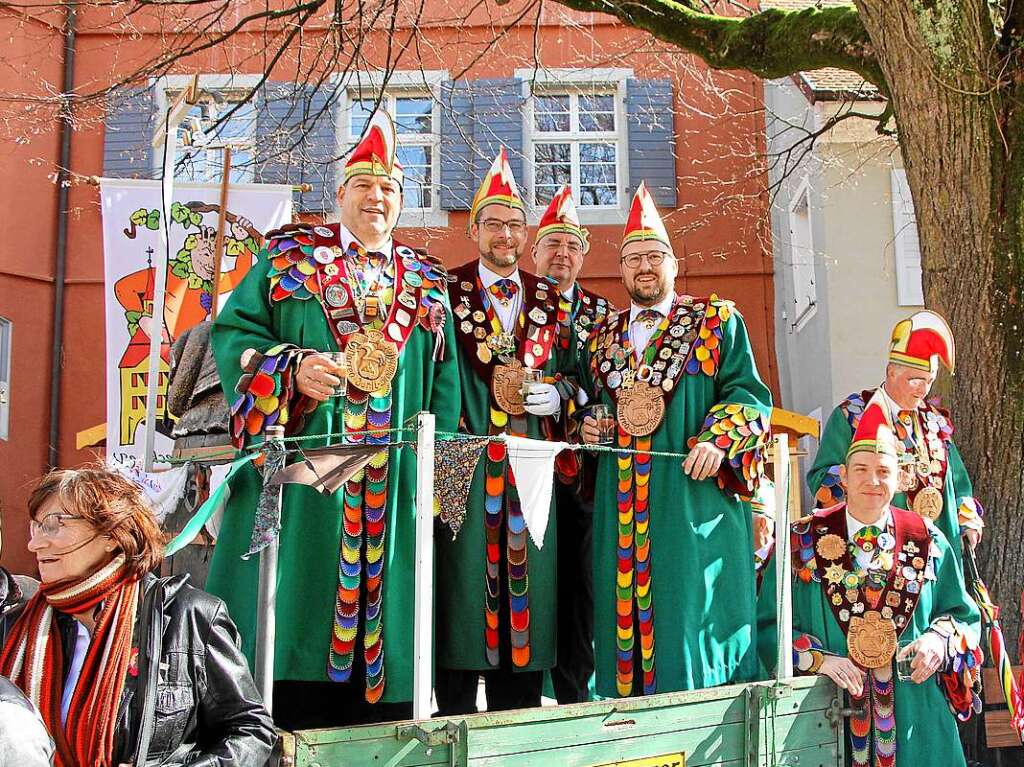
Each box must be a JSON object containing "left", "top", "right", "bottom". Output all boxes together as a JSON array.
[
  {"left": 561, "top": 285, "right": 576, "bottom": 301},
  {"left": 846, "top": 507, "right": 892, "bottom": 541},
  {"left": 337, "top": 222, "right": 392, "bottom": 257},
  {"left": 478, "top": 261, "right": 522, "bottom": 290},
  {"left": 629, "top": 292, "right": 676, "bottom": 324}
]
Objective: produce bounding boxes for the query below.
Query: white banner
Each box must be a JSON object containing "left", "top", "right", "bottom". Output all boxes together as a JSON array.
[{"left": 99, "top": 179, "right": 293, "bottom": 471}]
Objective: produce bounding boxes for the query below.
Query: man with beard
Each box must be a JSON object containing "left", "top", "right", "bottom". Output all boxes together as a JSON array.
[
  {"left": 808, "top": 310, "right": 983, "bottom": 564},
  {"left": 579, "top": 182, "right": 773, "bottom": 697},
  {"left": 530, "top": 185, "right": 612, "bottom": 703},
  {"left": 435, "top": 149, "right": 571, "bottom": 714},
  {"left": 209, "top": 110, "right": 460, "bottom": 728}
]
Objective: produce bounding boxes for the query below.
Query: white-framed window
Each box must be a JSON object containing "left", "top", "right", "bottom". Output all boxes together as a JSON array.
[
  {"left": 0, "top": 317, "right": 10, "bottom": 441},
  {"left": 890, "top": 168, "right": 924, "bottom": 306},
  {"left": 518, "top": 68, "right": 631, "bottom": 223},
  {"left": 343, "top": 89, "right": 443, "bottom": 225},
  {"left": 788, "top": 179, "right": 817, "bottom": 329},
  {"left": 529, "top": 90, "right": 622, "bottom": 210},
  {"left": 154, "top": 75, "right": 262, "bottom": 184}
]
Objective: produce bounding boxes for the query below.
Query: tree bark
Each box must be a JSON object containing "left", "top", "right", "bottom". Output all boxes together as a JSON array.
[{"left": 851, "top": 0, "right": 1024, "bottom": 649}]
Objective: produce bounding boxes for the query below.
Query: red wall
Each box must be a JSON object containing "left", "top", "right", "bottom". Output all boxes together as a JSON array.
[{"left": 0, "top": 1, "right": 776, "bottom": 576}]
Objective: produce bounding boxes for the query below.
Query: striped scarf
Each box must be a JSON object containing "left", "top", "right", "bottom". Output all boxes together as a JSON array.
[{"left": 0, "top": 554, "right": 140, "bottom": 767}]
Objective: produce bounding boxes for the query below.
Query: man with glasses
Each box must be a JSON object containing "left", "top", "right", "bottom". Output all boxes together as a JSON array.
[
  {"left": 208, "top": 110, "right": 460, "bottom": 728},
  {"left": 578, "top": 182, "right": 773, "bottom": 697},
  {"left": 435, "top": 148, "right": 572, "bottom": 714},
  {"left": 531, "top": 185, "right": 612, "bottom": 704}
]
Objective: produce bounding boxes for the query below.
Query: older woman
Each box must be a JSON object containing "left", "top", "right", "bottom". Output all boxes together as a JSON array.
[{"left": 0, "top": 467, "right": 276, "bottom": 767}]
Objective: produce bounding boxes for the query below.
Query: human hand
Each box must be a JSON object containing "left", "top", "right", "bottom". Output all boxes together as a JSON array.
[
  {"left": 581, "top": 415, "right": 600, "bottom": 445},
  {"left": 681, "top": 441, "right": 726, "bottom": 480},
  {"left": 962, "top": 527, "right": 981, "bottom": 550},
  {"left": 897, "top": 632, "right": 945, "bottom": 683},
  {"left": 819, "top": 656, "right": 866, "bottom": 697},
  {"left": 296, "top": 354, "right": 343, "bottom": 402},
  {"left": 753, "top": 514, "right": 772, "bottom": 552},
  {"left": 523, "top": 383, "right": 561, "bottom": 416}
]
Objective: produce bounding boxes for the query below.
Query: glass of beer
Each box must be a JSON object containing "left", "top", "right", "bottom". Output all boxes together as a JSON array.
[
  {"left": 592, "top": 404, "right": 616, "bottom": 445},
  {"left": 520, "top": 367, "right": 543, "bottom": 398},
  {"left": 896, "top": 639, "right": 915, "bottom": 682},
  {"left": 324, "top": 352, "right": 348, "bottom": 397}
]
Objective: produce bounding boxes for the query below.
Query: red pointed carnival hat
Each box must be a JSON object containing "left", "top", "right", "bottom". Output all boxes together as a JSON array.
[
  {"left": 888, "top": 310, "right": 955, "bottom": 374},
  {"left": 470, "top": 147, "right": 524, "bottom": 221},
  {"left": 344, "top": 109, "right": 404, "bottom": 185},
  {"left": 847, "top": 389, "right": 900, "bottom": 458},
  {"left": 622, "top": 181, "right": 671, "bottom": 248},
  {"left": 536, "top": 184, "right": 589, "bottom": 253}
]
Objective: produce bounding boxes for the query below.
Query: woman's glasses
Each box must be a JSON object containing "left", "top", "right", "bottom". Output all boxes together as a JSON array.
[{"left": 30, "top": 513, "right": 85, "bottom": 538}]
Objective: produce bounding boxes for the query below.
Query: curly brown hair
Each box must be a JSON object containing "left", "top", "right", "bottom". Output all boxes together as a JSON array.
[{"left": 28, "top": 466, "right": 167, "bottom": 579}]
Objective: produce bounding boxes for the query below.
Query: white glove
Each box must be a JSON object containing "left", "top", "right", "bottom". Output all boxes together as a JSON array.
[{"left": 523, "top": 383, "right": 561, "bottom": 417}]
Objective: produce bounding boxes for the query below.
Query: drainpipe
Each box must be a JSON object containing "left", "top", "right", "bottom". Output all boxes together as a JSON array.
[{"left": 48, "top": 2, "right": 77, "bottom": 469}]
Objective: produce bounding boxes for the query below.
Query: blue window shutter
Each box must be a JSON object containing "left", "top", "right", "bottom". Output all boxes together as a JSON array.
[
  {"left": 439, "top": 78, "right": 524, "bottom": 211},
  {"left": 255, "top": 81, "right": 338, "bottom": 214},
  {"left": 626, "top": 78, "right": 676, "bottom": 207},
  {"left": 103, "top": 85, "right": 156, "bottom": 178}
]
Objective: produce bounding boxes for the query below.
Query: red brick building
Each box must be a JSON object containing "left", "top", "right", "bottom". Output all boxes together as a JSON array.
[{"left": 0, "top": 1, "right": 776, "bottom": 575}]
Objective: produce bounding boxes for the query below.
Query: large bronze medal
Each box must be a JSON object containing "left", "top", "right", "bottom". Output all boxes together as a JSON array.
[
  {"left": 912, "top": 486, "right": 943, "bottom": 521},
  {"left": 346, "top": 329, "right": 399, "bottom": 393},
  {"left": 617, "top": 381, "right": 665, "bottom": 437},
  {"left": 492, "top": 360, "right": 527, "bottom": 415},
  {"left": 847, "top": 610, "right": 898, "bottom": 669}
]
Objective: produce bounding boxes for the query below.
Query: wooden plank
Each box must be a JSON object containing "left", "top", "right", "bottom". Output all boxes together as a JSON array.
[
  {"left": 291, "top": 678, "right": 841, "bottom": 767},
  {"left": 982, "top": 665, "right": 1022, "bottom": 705},
  {"left": 984, "top": 710, "right": 1023, "bottom": 749}
]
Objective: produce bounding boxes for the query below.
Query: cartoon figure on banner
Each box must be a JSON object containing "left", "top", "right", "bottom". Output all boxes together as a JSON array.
[{"left": 113, "top": 200, "right": 262, "bottom": 445}]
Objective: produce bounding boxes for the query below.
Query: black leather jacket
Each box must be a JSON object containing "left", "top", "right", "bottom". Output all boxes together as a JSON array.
[
  {"left": 54, "top": 574, "right": 277, "bottom": 767},
  {"left": 0, "top": 567, "right": 36, "bottom": 644}
]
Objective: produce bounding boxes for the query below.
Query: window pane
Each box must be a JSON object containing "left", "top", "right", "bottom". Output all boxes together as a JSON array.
[
  {"left": 535, "top": 185, "right": 563, "bottom": 206},
  {"left": 579, "top": 185, "right": 617, "bottom": 206},
  {"left": 349, "top": 100, "right": 376, "bottom": 137},
  {"left": 579, "top": 142, "right": 616, "bottom": 163},
  {"left": 534, "top": 95, "right": 570, "bottom": 132},
  {"left": 580, "top": 162, "right": 616, "bottom": 185},
  {"left": 395, "top": 97, "right": 432, "bottom": 134},
  {"left": 217, "top": 100, "right": 257, "bottom": 141},
  {"left": 535, "top": 142, "right": 571, "bottom": 165},
  {"left": 397, "top": 145, "right": 432, "bottom": 209},
  {"left": 579, "top": 94, "right": 615, "bottom": 132}
]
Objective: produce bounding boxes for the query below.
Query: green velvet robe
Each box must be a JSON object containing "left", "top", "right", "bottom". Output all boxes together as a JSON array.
[
  {"left": 207, "top": 236, "right": 460, "bottom": 704},
  {"left": 434, "top": 262, "right": 571, "bottom": 672},
  {"left": 808, "top": 390, "right": 982, "bottom": 565},
  {"left": 579, "top": 295, "right": 773, "bottom": 698},
  {"left": 757, "top": 509, "right": 981, "bottom": 767}
]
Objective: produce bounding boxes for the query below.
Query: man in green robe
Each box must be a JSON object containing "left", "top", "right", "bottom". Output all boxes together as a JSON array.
[
  {"left": 759, "top": 391, "right": 982, "bottom": 767},
  {"left": 579, "top": 182, "right": 773, "bottom": 697},
  {"left": 531, "top": 184, "right": 613, "bottom": 704},
  {"left": 208, "top": 111, "right": 460, "bottom": 728},
  {"left": 808, "top": 310, "right": 984, "bottom": 564},
  {"left": 434, "top": 149, "right": 573, "bottom": 714}
]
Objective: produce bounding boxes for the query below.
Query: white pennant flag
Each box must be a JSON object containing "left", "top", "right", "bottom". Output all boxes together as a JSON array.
[{"left": 503, "top": 435, "right": 570, "bottom": 549}]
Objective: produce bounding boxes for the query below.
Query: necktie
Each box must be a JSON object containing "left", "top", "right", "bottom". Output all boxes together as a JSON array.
[
  {"left": 635, "top": 308, "right": 662, "bottom": 330},
  {"left": 488, "top": 278, "right": 519, "bottom": 306}
]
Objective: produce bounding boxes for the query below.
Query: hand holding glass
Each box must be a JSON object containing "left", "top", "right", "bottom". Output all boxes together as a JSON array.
[
  {"left": 591, "top": 404, "right": 616, "bottom": 444},
  {"left": 325, "top": 352, "right": 349, "bottom": 397}
]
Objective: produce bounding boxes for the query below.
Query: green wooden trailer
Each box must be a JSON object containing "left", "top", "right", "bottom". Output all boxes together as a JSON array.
[{"left": 274, "top": 676, "right": 844, "bottom": 767}]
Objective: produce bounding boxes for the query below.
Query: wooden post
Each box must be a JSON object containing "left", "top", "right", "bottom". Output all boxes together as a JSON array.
[
  {"left": 413, "top": 412, "right": 436, "bottom": 720},
  {"left": 209, "top": 145, "right": 232, "bottom": 322}
]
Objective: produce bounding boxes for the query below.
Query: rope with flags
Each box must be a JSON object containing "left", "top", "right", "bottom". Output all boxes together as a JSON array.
[{"left": 965, "top": 547, "right": 1024, "bottom": 744}]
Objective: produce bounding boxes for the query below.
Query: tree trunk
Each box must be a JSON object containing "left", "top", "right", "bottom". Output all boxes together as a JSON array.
[{"left": 854, "top": 1, "right": 1024, "bottom": 649}]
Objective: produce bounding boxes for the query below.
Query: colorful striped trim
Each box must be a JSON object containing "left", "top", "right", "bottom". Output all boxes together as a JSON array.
[
  {"left": 343, "top": 160, "right": 404, "bottom": 185},
  {"left": 535, "top": 223, "right": 588, "bottom": 250},
  {"left": 474, "top": 193, "right": 525, "bottom": 216},
  {"left": 622, "top": 229, "right": 670, "bottom": 246},
  {"left": 691, "top": 401, "right": 770, "bottom": 497},
  {"left": 615, "top": 429, "right": 656, "bottom": 697},
  {"left": 888, "top": 350, "right": 935, "bottom": 371}
]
